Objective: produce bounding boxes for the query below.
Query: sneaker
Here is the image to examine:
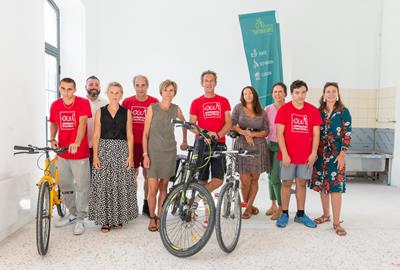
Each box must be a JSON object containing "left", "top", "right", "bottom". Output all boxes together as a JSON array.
[
  {"left": 294, "top": 214, "right": 317, "bottom": 228},
  {"left": 73, "top": 221, "right": 85, "bottom": 235},
  {"left": 142, "top": 200, "right": 150, "bottom": 217},
  {"left": 276, "top": 213, "right": 289, "bottom": 228},
  {"left": 55, "top": 214, "right": 77, "bottom": 228}
]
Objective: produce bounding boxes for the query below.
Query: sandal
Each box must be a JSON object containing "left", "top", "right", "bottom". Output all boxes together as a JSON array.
[
  {"left": 265, "top": 205, "right": 277, "bottom": 216},
  {"left": 333, "top": 223, "right": 347, "bottom": 236},
  {"left": 112, "top": 223, "right": 123, "bottom": 229},
  {"left": 252, "top": 206, "right": 259, "bottom": 215},
  {"left": 242, "top": 208, "right": 252, "bottom": 219},
  {"left": 155, "top": 216, "right": 160, "bottom": 231},
  {"left": 314, "top": 215, "right": 331, "bottom": 224},
  {"left": 101, "top": 225, "right": 110, "bottom": 233},
  {"left": 148, "top": 215, "right": 158, "bottom": 232}
]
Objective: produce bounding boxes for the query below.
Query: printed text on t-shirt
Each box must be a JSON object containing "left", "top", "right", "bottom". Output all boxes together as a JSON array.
[
  {"left": 291, "top": 114, "right": 308, "bottom": 133},
  {"left": 202, "top": 102, "right": 221, "bottom": 119},
  {"left": 60, "top": 111, "right": 76, "bottom": 130},
  {"left": 130, "top": 106, "right": 147, "bottom": 123}
]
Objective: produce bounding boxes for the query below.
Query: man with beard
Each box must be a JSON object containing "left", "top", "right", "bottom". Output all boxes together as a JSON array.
[{"left": 86, "top": 76, "right": 107, "bottom": 168}]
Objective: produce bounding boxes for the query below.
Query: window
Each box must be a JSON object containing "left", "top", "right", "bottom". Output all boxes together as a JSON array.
[{"left": 45, "top": 0, "right": 60, "bottom": 141}]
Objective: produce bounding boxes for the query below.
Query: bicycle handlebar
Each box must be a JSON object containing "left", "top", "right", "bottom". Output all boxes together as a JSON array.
[
  {"left": 212, "top": 148, "right": 259, "bottom": 157},
  {"left": 13, "top": 145, "right": 68, "bottom": 155},
  {"left": 172, "top": 119, "right": 217, "bottom": 141},
  {"left": 227, "top": 131, "right": 239, "bottom": 139},
  {"left": 172, "top": 119, "right": 200, "bottom": 132},
  {"left": 14, "top": 145, "right": 34, "bottom": 151}
]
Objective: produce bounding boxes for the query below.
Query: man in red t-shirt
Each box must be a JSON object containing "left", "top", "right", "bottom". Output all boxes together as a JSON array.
[
  {"left": 189, "top": 70, "right": 231, "bottom": 193},
  {"left": 275, "top": 80, "right": 322, "bottom": 229},
  {"left": 122, "top": 75, "right": 158, "bottom": 217},
  {"left": 49, "top": 78, "right": 92, "bottom": 235}
]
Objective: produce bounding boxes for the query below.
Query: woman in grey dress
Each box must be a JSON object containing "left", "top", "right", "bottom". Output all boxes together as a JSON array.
[
  {"left": 142, "top": 80, "right": 188, "bottom": 232},
  {"left": 231, "top": 86, "right": 270, "bottom": 219}
]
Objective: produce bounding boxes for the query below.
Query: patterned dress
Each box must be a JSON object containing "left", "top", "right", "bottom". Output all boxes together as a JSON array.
[
  {"left": 231, "top": 104, "right": 271, "bottom": 174},
  {"left": 309, "top": 107, "right": 352, "bottom": 193},
  {"left": 89, "top": 106, "right": 138, "bottom": 226}
]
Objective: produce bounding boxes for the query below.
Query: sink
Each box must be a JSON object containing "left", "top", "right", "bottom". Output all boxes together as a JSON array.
[{"left": 345, "top": 152, "right": 390, "bottom": 172}]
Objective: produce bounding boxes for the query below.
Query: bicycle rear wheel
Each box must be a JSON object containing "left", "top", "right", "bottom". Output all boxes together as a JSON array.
[
  {"left": 36, "top": 180, "right": 52, "bottom": 256},
  {"left": 160, "top": 182, "right": 215, "bottom": 257},
  {"left": 215, "top": 181, "right": 242, "bottom": 253}
]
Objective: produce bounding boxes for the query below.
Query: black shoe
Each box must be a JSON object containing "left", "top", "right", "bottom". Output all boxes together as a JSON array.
[{"left": 142, "top": 200, "right": 150, "bottom": 217}]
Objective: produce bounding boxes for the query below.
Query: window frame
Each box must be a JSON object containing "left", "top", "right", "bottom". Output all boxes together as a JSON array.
[{"left": 45, "top": 0, "right": 60, "bottom": 98}]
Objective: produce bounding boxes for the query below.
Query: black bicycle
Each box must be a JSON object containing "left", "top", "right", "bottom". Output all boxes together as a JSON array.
[{"left": 159, "top": 120, "right": 217, "bottom": 258}]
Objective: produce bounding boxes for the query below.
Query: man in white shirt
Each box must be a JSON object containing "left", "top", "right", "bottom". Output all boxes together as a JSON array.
[{"left": 86, "top": 75, "right": 108, "bottom": 168}]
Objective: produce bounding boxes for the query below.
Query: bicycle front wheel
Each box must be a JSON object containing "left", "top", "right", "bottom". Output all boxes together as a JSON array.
[
  {"left": 36, "top": 180, "right": 52, "bottom": 256},
  {"left": 159, "top": 182, "right": 215, "bottom": 257},
  {"left": 215, "top": 181, "right": 242, "bottom": 253}
]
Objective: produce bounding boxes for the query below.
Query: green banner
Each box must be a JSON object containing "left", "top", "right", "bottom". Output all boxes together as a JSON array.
[{"left": 239, "top": 11, "right": 283, "bottom": 107}]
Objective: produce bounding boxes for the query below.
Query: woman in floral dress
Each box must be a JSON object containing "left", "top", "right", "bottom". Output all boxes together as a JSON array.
[{"left": 309, "top": 82, "right": 351, "bottom": 236}]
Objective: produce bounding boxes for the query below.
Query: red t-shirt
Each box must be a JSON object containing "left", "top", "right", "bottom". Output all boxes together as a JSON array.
[
  {"left": 189, "top": 94, "right": 231, "bottom": 143},
  {"left": 121, "top": 95, "right": 159, "bottom": 144},
  {"left": 275, "top": 101, "right": 322, "bottom": 164},
  {"left": 49, "top": 96, "right": 92, "bottom": 160}
]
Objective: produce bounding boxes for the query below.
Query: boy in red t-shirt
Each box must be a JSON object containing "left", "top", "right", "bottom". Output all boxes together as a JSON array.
[
  {"left": 275, "top": 80, "right": 322, "bottom": 229},
  {"left": 121, "top": 75, "right": 159, "bottom": 217},
  {"left": 189, "top": 70, "right": 231, "bottom": 193},
  {"left": 49, "top": 78, "right": 92, "bottom": 235}
]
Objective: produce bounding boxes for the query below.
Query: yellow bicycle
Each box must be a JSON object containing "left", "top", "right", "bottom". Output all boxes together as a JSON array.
[{"left": 14, "top": 145, "right": 67, "bottom": 256}]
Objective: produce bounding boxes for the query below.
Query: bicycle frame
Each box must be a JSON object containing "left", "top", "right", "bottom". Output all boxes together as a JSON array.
[{"left": 36, "top": 152, "right": 61, "bottom": 217}]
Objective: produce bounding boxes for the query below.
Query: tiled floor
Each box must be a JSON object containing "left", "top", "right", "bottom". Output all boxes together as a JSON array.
[{"left": 0, "top": 176, "right": 400, "bottom": 270}]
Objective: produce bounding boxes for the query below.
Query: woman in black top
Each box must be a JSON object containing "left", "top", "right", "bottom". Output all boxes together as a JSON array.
[{"left": 89, "top": 82, "right": 138, "bottom": 232}]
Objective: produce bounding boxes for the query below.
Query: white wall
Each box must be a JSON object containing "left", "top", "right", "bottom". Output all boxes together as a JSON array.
[
  {"left": 380, "top": 0, "right": 400, "bottom": 186},
  {"left": 54, "top": 0, "right": 87, "bottom": 97},
  {"left": 0, "top": 0, "right": 87, "bottom": 242},
  {"left": 285, "top": 0, "right": 381, "bottom": 88},
  {"left": 0, "top": 0, "right": 45, "bottom": 241},
  {"left": 82, "top": 0, "right": 382, "bottom": 113}
]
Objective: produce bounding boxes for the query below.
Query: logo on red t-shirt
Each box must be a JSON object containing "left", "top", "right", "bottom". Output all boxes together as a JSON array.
[
  {"left": 130, "top": 106, "right": 147, "bottom": 123},
  {"left": 291, "top": 114, "right": 308, "bottom": 133},
  {"left": 202, "top": 102, "right": 221, "bottom": 119},
  {"left": 60, "top": 111, "right": 76, "bottom": 130}
]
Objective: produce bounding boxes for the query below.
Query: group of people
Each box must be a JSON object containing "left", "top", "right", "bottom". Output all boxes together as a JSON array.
[{"left": 49, "top": 70, "right": 351, "bottom": 237}]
